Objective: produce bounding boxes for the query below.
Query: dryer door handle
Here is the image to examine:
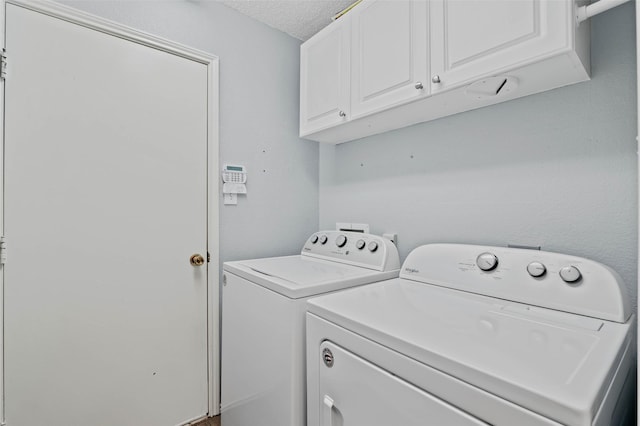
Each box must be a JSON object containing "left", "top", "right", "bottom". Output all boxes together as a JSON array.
[{"left": 323, "top": 395, "right": 335, "bottom": 426}]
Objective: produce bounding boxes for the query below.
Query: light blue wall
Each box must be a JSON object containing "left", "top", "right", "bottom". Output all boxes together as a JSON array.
[
  {"left": 58, "top": 1, "right": 638, "bottom": 309},
  {"left": 319, "top": 3, "right": 638, "bottom": 307},
  {"left": 61, "top": 0, "right": 319, "bottom": 264}
]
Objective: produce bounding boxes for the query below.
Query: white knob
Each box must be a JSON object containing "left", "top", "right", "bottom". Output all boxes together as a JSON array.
[
  {"left": 527, "top": 262, "right": 546, "bottom": 278},
  {"left": 559, "top": 266, "right": 582, "bottom": 283},
  {"left": 415, "top": 82, "right": 424, "bottom": 90},
  {"left": 338, "top": 110, "right": 346, "bottom": 118},
  {"left": 335, "top": 235, "right": 347, "bottom": 248},
  {"left": 432, "top": 75, "right": 441, "bottom": 84},
  {"left": 310, "top": 235, "right": 319, "bottom": 244},
  {"left": 476, "top": 252, "right": 498, "bottom": 271},
  {"left": 368, "top": 241, "right": 379, "bottom": 252},
  {"left": 319, "top": 235, "right": 328, "bottom": 245},
  {"left": 356, "top": 239, "right": 366, "bottom": 250}
]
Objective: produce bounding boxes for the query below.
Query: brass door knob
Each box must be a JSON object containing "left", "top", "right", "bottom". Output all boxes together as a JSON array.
[{"left": 190, "top": 254, "right": 205, "bottom": 266}]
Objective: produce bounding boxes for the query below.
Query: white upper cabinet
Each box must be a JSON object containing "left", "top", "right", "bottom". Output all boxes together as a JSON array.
[
  {"left": 350, "top": 1, "right": 429, "bottom": 118},
  {"left": 430, "top": 0, "right": 573, "bottom": 93},
  {"left": 300, "top": 15, "right": 351, "bottom": 136},
  {"left": 300, "top": 0, "right": 589, "bottom": 144}
]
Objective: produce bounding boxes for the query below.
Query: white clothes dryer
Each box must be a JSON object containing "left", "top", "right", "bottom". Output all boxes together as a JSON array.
[
  {"left": 221, "top": 231, "right": 400, "bottom": 426},
  {"left": 307, "top": 244, "right": 635, "bottom": 426}
]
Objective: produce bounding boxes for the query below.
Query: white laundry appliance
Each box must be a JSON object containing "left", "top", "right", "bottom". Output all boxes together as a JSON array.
[
  {"left": 307, "top": 244, "right": 635, "bottom": 426},
  {"left": 221, "top": 231, "right": 400, "bottom": 426}
]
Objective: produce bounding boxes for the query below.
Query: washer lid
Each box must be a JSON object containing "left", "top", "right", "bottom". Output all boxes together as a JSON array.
[
  {"left": 224, "top": 256, "right": 398, "bottom": 299},
  {"left": 307, "top": 279, "right": 633, "bottom": 426}
]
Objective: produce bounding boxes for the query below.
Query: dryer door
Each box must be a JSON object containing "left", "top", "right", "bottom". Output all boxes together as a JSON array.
[{"left": 319, "top": 341, "right": 489, "bottom": 426}]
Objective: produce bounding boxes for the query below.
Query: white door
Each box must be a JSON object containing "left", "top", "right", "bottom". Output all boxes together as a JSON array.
[
  {"left": 319, "top": 342, "right": 489, "bottom": 426},
  {"left": 430, "top": 0, "right": 571, "bottom": 93},
  {"left": 299, "top": 15, "right": 351, "bottom": 136},
  {"left": 350, "top": 0, "right": 428, "bottom": 118},
  {"left": 4, "top": 4, "right": 211, "bottom": 425}
]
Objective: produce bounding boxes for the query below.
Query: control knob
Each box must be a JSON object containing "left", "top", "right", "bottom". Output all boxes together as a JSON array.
[
  {"left": 310, "top": 235, "right": 319, "bottom": 244},
  {"left": 559, "top": 266, "right": 582, "bottom": 284},
  {"left": 335, "top": 235, "right": 347, "bottom": 248},
  {"left": 476, "top": 252, "right": 498, "bottom": 271},
  {"left": 368, "top": 241, "right": 379, "bottom": 252},
  {"left": 527, "top": 262, "right": 546, "bottom": 278},
  {"left": 319, "top": 235, "right": 328, "bottom": 245},
  {"left": 356, "top": 239, "right": 366, "bottom": 250}
]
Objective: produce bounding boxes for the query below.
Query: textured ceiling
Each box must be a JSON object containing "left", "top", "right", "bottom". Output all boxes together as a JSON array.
[{"left": 219, "top": 0, "right": 355, "bottom": 41}]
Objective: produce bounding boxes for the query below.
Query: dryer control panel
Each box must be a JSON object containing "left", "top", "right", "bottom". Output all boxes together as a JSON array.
[
  {"left": 401, "top": 244, "right": 631, "bottom": 323},
  {"left": 302, "top": 231, "right": 400, "bottom": 272}
]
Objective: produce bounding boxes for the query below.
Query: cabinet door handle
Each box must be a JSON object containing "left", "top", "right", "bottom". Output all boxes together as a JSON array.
[
  {"left": 323, "top": 395, "right": 334, "bottom": 426},
  {"left": 415, "top": 82, "right": 424, "bottom": 90},
  {"left": 338, "top": 110, "right": 346, "bottom": 118},
  {"left": 432, "top": 75, "right": 441, "bottom": 84}
]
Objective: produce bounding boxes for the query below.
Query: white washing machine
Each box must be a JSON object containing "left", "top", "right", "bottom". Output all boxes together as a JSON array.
[
  {"left": 221, "top": 231, "right": 400, "bottom": 426},
  {"left": 307, "top": 244, "right": 635, "bottom": 426}
]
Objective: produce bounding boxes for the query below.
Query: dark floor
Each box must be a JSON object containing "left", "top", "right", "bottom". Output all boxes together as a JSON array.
[{"left": 193, "top": 416, "right": 220, "bottom": 426}]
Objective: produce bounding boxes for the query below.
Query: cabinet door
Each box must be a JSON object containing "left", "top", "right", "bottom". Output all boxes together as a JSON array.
[
  {"left": 300, "top": 17, "right": 350, "bottom": 136},
  {"left": 430, "top": 0, "right": 571, "bottom": 93},
  {"left": 350, "top": 0, "right": 428, "bottom": 118}
]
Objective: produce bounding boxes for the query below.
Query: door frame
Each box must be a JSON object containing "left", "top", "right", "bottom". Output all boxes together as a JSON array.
[{"left": 0, "top": 0, "right": 221, "bottom": 421}]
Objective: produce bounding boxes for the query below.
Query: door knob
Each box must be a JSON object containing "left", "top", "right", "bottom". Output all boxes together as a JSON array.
[
  {"left": 190, "top": 254, "right": 205, "bottom": 266},
  {"left": 415, "top": 82, "right": 424, "bottom": 90},
  {"left": 432, "top": 75, "right": 441, "bottom": 84}
]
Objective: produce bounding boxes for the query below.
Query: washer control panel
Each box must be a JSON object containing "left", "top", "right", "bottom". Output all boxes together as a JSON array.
[
  {"left": 400, "top": 244, "right": 630, "bottom": 323},
  {"left": 302, "top": 231, "right": 400, "bottom": 272},
  {"left": 474, "top": 253, "right": 581, "bottom": 283}
]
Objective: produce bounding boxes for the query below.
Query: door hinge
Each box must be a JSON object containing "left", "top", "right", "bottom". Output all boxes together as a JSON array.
[
  {"left": 0, "top": 236, "right": 7, "bottom": 265},
  {"left": 1, "top": 49, "right": 7, "bottom": 80}
]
